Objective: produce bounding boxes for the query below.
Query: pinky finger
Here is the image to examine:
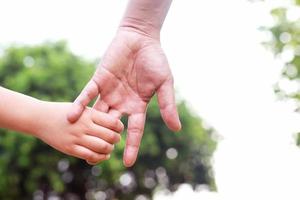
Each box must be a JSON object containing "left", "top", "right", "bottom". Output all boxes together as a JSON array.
[
  {"left": 71, "top": 145, "right": 109, "bottom": 164},
  {"left": 86, "top": 154, "right": 111, "bottom": 165}
]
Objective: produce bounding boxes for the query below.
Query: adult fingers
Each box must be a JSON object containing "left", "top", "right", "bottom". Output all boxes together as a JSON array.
[
  {"left": 123, "top": 112, "right": 146, "bottom": 167},
  {"left": 157, "top": 77, "right": 182, "bottom": 132},
  {"left": 67, "top": 79, "right": 99, "bottom": 123}
]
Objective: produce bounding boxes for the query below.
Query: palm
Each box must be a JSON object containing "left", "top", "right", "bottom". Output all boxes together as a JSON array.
[
  {"left": 96, "top": 30, "right": 171, "bottom": 114},
  {"left": 68, "top": 30, "right": 181, "bottom": 167}
]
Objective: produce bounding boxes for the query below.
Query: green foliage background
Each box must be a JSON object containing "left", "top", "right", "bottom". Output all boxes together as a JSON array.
[
  {"left": 264, "top": 0, "right": 300, "bottom": 145},
  {"left": 0, "top": 42, "right": 217, "bottom": 199}
]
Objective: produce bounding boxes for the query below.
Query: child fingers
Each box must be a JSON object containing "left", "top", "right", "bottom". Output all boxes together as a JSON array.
[
  {"left": 108, "top": 109, "right": 122, "bottom": 119},
  {"left": 91, "top": 111, "right": 124, "bottom": 133},
  {"left": 72, "top": 145, "right": 109, "bottom": 164},
  {"left": 89, "top": 124, "right": 121, "bottom": 144},
  {"left": 86, "top": 154, "right": 111, "bottom": 165},
  {"left": 79, "top": 135, "right": 115, "bottom": 154}
]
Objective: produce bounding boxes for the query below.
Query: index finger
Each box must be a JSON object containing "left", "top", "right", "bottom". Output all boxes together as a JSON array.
[{"left": 123, "top": 112, "right": 146, "bottom": 167}]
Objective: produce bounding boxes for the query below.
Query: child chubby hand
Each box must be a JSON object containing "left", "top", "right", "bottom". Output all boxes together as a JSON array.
[
  {"left": 36, "top": 102, "right": 124, "bottom": 164},
  {"left": 0, "top": 86, "right": 124, "bottom": 164}
]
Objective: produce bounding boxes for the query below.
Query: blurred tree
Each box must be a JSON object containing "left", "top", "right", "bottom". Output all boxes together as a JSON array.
[
  {"left": 264, "top": 0, "right": 300, "bottom": 145},
  {"left": 0, "top": 42, "right": 217, "bottom": 200}
]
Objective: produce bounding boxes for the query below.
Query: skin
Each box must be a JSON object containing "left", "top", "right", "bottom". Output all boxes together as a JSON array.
[
  {"left": 67, "top": 0, "right": 181, "bottom": 167},
  {"left": 0, "top": 86, "right": 124, "bottom": 165}
]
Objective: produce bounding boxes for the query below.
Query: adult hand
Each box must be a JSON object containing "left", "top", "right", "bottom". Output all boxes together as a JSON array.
[{"left": 67, "top": 28, "right": 181, "bottom": 167}]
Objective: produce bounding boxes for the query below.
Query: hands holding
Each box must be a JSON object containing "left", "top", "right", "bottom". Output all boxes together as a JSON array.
[
  {"left": 67, "top": 28, "right": 181, "bottom": 167},
  {"left": 0, "top": 87, "right": 123, "bottom": 165},
  {"left": 66, "top": 0, "right": 181, "bottom": 166},
  {"left": 36, "top": 102, "right": 124, "bottom": 165},
  {"left": 0, "top": 1, "right": 180, "bottom": 167}
]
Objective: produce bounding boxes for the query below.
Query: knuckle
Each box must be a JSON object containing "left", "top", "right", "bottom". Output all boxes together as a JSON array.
[
  {"left": 74, "top": 129, "right": 84, "bottom": 140},
  {"left": 104, "top": 131, "right": 116, "bottom": 144},
  {"left": 108, "top": 132, "right": 121, "bottom": 144},
  {"left": 128, "top": 142, "right": 140, "bottom": 149},
  {"left": 109, "top": 116, "right": 123, "bottom": 132},
  {"left": 128, "top": 127, "right": 142, "bottom": 135},
  {"left": 102, "top": 144, "right": 108, "bottom": 152},
  {"left": 86, "top": 81, "right": 97, "bottom": 99},
  {"left": 85, "top": 90, "right": 93, "bottom": 100},
  {"left": 107, "top": 135, "right": 114, "bottom": 144},
  {"left": 91, "top": 111, "right": 105, "bottom": 124},
  {"left": 64, "top": 144, "right": 74, "bottom": 155},
  {"left": 85, "top": 152, "right": 94, "bottom": 161},
  {"left": 114, "top": 134, "right": 121, "bottom": 143},
  {"left": 111, "top": 132, "right": 119, "bottom": 143},
  {"left": 103, "top": 143, "right": 113, "bottom": 153},
  {"left": 114, "top": 119, "right": 120, "bottom": 129}
]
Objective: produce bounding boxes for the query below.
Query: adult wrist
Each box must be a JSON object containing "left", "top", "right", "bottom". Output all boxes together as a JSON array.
[{"left": 119, "top": 17, "right": 161, "bottom": 40}]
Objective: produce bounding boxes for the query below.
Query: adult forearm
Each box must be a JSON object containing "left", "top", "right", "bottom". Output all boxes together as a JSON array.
[
  {"left": 0, "top": 87, "right": 43, "bottom": 136},
  {"left": 120, "top": 0, "right": 172, "bottom": 39}
]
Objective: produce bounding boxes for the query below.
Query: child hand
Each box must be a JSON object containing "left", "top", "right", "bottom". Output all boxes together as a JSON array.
[{"left": 34, "top": 102, "right": 124, "bottom": 164}]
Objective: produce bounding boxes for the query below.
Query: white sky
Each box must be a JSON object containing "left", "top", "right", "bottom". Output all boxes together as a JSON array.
[{"left": 1, "top": 0, "right": 300, "bottom": 200}]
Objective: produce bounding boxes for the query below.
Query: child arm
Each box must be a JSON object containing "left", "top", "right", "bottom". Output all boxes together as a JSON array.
[
  {"left": 0, "top": 86, "right": 43, "bottom": 135},
  {"left": 0, "top": 86, "right": 124, "bottom": 164}
]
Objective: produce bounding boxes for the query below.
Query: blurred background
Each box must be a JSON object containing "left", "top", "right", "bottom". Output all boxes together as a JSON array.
[{"left": 0, "top": 0, "right": 300, "bottom": 199}]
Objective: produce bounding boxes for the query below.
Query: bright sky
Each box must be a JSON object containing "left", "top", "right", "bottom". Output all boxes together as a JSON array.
[{"left": 1, "top": 0, "right": 300, "bottom": 200}]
